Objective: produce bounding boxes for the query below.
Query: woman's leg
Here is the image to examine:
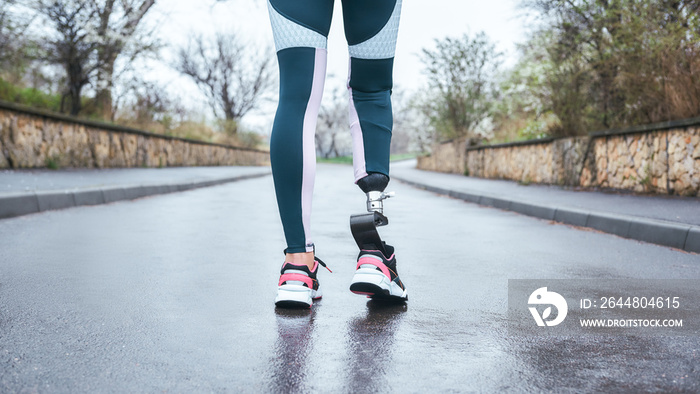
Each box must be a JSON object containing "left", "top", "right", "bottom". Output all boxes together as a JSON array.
[
  {"left": 268, "top": 0, "right": 334, "bottom": 268},
  {"left": 343, "top": 0, "right": 408, "bottom": 302},
  {"left": 342, "top": 0, "right": 402, "bottom": 183}
]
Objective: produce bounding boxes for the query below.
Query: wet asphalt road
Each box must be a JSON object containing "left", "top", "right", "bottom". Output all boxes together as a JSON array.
[{"left": 1, "top": 163, "right": 699, "bottom": 393}]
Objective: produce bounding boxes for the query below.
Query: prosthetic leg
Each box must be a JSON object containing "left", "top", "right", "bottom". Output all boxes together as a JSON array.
[
  {"left": 350, "top": 174, "right": 394, "bottom": 255},
  {"left": 349, "top": 174, "right": 408, "bottom": 301}
]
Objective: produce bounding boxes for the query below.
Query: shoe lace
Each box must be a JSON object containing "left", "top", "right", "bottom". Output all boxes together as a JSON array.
[{"left": 315, "top": 256, "right": 332, "bottom": 273}]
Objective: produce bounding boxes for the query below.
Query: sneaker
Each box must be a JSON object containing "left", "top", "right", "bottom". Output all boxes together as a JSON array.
[
  {"left": 275, "top": 257, "right": 331, "bottom": 308},
  {"left": 349, "top": 243, "right": 408, "bottom": 302}
]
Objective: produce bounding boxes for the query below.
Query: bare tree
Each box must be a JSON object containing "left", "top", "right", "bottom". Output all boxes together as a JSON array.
[
  {"left": 94, "top": 0, "right": 156, "bottom": 120},
  {"left": 0, "top": 0, "right": 35, "bottom": 82},
  {"left": 0, "top": 0, "right": 19, "bottom": 68},
  {"left": 37, "top": 0, "right": 99, "bottom": 115},
  {"left": 420, "top": 32, "right": 502, "bottom": 140},
  {"left": 176, "top": 32, "right": 274, "bottom": 134},
  {"left": 389, "top": 89, "right": 418, "bottom": 155},
  {"left": 113, "top": 76, "right": 171, "bottom": 126},
  {"left": 31, "top": 0, "right": 157, "bottom": 117}
]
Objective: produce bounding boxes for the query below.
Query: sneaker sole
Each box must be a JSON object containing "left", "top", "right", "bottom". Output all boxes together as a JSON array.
[
  {"left": 350, "top": 270, "right": 408, "bottom": 302},
  {"left": 350, "top": 282, "right": 408, "bottom": 302},
  {"left": 275, "top": 284, "right": 321, "bottom": 308},
  {"left": 275, "top": 300, "right": 312, "bottom": 309}
]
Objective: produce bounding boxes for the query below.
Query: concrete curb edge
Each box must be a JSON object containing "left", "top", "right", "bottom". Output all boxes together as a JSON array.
[
  {"left": 0, "top": 171, "right": 271, "bottom": 220},
  {"left": 393, "top": 176, "right": 700, "bottom": 254}
]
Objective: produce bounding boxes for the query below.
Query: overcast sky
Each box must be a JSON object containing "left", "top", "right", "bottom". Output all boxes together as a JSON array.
[{"left": 145, "top": 0, "right": 530, "bottom": 132}]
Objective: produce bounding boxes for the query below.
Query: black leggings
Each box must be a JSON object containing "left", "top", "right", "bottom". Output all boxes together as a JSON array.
[{"left": 268, "top": 0, "right": 402, "bottom": 253}]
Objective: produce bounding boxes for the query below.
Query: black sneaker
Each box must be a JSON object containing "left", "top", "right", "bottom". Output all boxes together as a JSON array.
[
  {"left": 275, "top": 257, "right": 331, "bottom": 308},
  {"left": 349, "top": 244, "right": 408, "bottom": 302}
]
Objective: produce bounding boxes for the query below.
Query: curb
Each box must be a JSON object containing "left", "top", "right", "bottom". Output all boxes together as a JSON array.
[
  {"left": 0, "top": 171, "right": 271, "bottom": 220},
  {"left": 393, "top": 176, "right": 700, "bottom": 254}
]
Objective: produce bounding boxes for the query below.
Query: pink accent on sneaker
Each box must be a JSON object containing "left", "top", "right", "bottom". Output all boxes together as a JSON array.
[
  {"left": 356, "top": 256, "right": 391, "bottom": 278},
  {"left": 278, "top": 273, "right": 314, "bottom": 288}
]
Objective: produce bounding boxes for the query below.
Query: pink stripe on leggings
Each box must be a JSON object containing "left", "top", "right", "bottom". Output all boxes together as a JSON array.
[
  {"left": 347, "top": 60, "right": 368, "bottom": 182},
  {"left": 301, "top": 48, "right": 327, "bottom": 252}
]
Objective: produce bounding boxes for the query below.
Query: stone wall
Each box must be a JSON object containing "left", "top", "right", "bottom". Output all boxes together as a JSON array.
[
  {"left": 419, "top": 117, "right": 700, "bottom": 196},
  {"left": 0, "top": 102, "right": 269, "bottom": 169},
  {"left": 466, "top": 137, "right": 589, "bottom": 185},
  {"left": 579, "top": 128, "right": 700, "bottom": 195},
  {"left": 416, "top": 138, "right": 467, "bottom": 174}
]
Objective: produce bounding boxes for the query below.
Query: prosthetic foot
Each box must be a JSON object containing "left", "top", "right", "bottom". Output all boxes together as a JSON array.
[{"left": 349, "top": 174, "right": 408, "bottom": 302}]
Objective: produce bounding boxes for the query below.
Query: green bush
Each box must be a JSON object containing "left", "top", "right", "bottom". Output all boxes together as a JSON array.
[{"left": 0, "top": 78, "right": 61, "bottom": 111}]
